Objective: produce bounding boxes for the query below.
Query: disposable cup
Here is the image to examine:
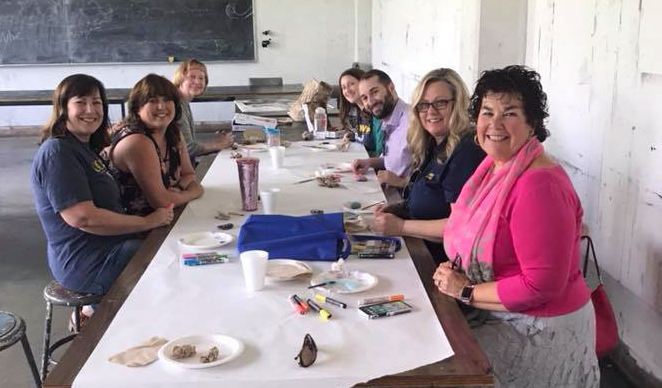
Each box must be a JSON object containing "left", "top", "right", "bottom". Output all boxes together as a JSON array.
[
  {"left": 260, "top": 188, "right": 280, "bottom": 214},
  {"left": 240, "top": 250, "right": 269, "bottom": 291},
  {"left": 269, "top": 146, "right": 285, "bottom": 169}
]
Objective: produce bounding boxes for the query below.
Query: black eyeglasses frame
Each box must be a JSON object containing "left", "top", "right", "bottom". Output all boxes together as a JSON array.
[{"left": 415, "top": 98, "right": 454, "bottom": 113}]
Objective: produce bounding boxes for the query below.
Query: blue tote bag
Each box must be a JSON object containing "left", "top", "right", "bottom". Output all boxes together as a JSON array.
[{"left": 237, "top": 212, "right": 351, "bottom": 261}]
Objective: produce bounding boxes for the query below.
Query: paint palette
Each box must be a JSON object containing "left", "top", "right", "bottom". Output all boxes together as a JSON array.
[{"left": 310, "top": 270, "right": 378, "bottom": 294}]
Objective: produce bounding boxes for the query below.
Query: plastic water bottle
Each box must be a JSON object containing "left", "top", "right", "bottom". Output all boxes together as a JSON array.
[
  {"left": 264, "top": 126, "right": 280, "bottom": 147},
  {"left": 313, "top": 107, "right": 327, "bottom": 139}
]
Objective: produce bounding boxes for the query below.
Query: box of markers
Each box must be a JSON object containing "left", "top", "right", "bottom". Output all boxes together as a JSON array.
[{"left": 181, "top": 252, "right": 229, "bottom": 266}]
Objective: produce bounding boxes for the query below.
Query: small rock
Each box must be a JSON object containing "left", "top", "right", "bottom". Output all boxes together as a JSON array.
[{"left": 344, "top": 201, "right": 361, "bottom": 209}]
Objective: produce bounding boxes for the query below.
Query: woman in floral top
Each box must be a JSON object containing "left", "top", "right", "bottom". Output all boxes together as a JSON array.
[{"left": 102, "top": 74, "right": 203, "bottom": 216}]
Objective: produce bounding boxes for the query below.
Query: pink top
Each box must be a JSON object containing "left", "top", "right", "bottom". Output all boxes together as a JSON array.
[{"left": 493, "top": 165, "right": 590, "bottom": 317}]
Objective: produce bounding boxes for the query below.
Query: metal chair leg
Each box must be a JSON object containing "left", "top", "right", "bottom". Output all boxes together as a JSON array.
[
  {"left": 20, "top": 333, "right": 42, "bottom": 388},
  {"left": 73, "top": 306, "right": 81, "bottom": 333},
  {"left": 40, "top": 301, "right": 53, "bottom": 382}
]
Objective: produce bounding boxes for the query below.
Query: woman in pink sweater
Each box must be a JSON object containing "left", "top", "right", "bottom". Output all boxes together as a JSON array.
[{"left": 433, "top": 66, "right": 599, "bottom": 387}]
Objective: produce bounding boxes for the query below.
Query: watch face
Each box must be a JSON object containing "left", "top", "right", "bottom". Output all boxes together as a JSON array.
[{"left": 461, "top": 286, "right": 473, "bottom": 300}]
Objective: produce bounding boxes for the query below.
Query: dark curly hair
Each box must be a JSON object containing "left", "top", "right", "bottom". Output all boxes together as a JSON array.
[{"left": 469, "top": 65, "right": 549, "bottom": 142}]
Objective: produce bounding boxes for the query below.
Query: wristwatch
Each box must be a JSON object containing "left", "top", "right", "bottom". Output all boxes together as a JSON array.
[{"left": 460, "top": 284, "right": 475, "bottom": 304}]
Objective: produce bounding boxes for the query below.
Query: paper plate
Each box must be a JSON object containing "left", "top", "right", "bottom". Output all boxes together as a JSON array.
[
  {"left": 158, "top": 334, "right": 244, "bottom": 369},
  {"left": 178, "top": 231, "right": 233, "bottom": 250},
  {"left": 310, "top": 270, "right": 378, "bottom": 294},
  {"left": 266, "top": 259, "right": 312, "bottom": 281},
  {"left": 319, "top": 162, "right": 352, "bottom": 174},
  {"left": 239, "top": 143, "right": 268, "bottom": 152}
]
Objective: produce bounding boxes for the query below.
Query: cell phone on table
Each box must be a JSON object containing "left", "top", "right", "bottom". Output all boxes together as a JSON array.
[{"left": 358, "top": 300, "right": 412, "bottom": 319}]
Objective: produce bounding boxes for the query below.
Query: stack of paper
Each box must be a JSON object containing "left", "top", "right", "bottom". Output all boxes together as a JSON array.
[{"left": 232, "top": 113, "right": 278, "bottom": 132}]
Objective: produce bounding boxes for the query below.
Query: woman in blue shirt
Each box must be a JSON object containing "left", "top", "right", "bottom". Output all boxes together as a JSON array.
[{"left": 373, "top": 68, "right": 485, "bottom": 263}]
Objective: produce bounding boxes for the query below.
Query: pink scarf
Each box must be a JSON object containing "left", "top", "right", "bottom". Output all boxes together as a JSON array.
[{"left": 443, "top": 137, "right": 543, "bottom": 283}]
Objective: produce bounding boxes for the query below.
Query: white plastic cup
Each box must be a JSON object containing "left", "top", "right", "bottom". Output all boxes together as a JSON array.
[
  {"left": 269, "top": 146, "right": 285, "bottom": 169},
  {"left": 239, "top": 250, "right": 269, "bottom": 291},
  {"left": 260, "top": 188, "right": 280, "bottom": 214}
]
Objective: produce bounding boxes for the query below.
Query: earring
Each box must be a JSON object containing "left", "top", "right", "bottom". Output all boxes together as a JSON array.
[{"left": 473, "top": 134, "right": 479, "bottom": 146}]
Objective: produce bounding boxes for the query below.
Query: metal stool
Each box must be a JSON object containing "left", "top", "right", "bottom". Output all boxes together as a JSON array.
[
  {"left": 40, "top": 281, "right": 102, "bottom": 381},
  {"left": 0, "top": 311, "right": 41, "bottom": 387}
]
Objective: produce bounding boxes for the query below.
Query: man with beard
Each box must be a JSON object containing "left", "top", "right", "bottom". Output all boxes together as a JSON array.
[{"left": 351, "top": 69, "right": 412, "bottom": 180}]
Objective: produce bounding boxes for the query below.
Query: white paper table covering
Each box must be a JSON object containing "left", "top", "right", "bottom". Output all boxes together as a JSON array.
[{"left": 73, "top": 141, "right": 454, "bottom": 388}]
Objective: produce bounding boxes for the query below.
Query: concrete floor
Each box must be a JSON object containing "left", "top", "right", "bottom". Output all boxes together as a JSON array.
[
  {"left": 0, "top": 135, "right": 637, "bottom": 387},
  {"left": 0, "top": 136, "right": 70, "bottom": 388}
]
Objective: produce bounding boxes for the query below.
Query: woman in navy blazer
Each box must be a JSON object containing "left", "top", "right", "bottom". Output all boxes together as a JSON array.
[{"left": 373, "top": 68, "right": 485, "bottom": 264}]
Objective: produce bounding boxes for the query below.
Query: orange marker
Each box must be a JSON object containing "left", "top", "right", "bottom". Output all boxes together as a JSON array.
[
  {"left": 358, "top": 294, "right": 405, "bottom": 307},
  {"left": 291, "top": 294, "right": 309, "bottom": 314},
  {"left": 289, "top": 295, "right": 307, "bottom": 315}
]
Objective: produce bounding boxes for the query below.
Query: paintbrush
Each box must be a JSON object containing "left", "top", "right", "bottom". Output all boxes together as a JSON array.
[
  {"left": 361, "top": 200, "right": 386, "bottom": 210},
  {"left": 293, "top": 177, "right": 316, "bottom": 184}
]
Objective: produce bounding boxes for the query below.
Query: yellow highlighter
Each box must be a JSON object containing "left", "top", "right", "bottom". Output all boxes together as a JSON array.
[
  {"left": 306, "top": 299, "right": 332, "bottom": 321},
  {"left": 314, "top": 293, "right": 348, "bottom": 309}
]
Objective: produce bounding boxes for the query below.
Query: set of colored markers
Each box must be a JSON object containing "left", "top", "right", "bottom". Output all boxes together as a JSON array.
[
  {"left": 289, "top": 293, "right": 409, "bottom": 321},
  {"left": 181, "top": 252, "right": 229, "bottom": 266},
  {"left": 289, "top": 294, "right": 347, "bottom": 321}
]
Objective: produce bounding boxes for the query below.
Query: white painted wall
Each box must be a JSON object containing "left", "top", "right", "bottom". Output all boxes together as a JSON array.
[
  {"left": 371, "top": 0, "right": 481, "bottom": 103},
  {"left": 0, "top": 0, "right": 371, "bottom": 128},
  {"left": 526, "top": 0, "right": 662, "bottom": 378},
  {"left": 354, "top": 0, "right": 373, "bottom": 67},
  {"left": 371, "top": 0, "right": 526, "bottom": 103},
  {"left": 478, "top": 0, "right": 527, "bottom": 73}
]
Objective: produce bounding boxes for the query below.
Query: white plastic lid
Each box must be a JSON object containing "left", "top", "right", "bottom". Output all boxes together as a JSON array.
[{"left": 314, "top": 107, "right": 326, "bottom": 113}]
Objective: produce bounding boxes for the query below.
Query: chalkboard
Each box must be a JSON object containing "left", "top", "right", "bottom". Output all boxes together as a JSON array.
[{"left": 0, "top": 0, "right": 255, "bottom": 64}]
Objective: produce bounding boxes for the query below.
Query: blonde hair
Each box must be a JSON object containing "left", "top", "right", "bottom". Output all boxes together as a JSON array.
[
  {"left": 173, "top": 59, "right": 209, "bottom": 91},
  {"left": 406, "top": 68, "right": 471, "bottom": 172}
]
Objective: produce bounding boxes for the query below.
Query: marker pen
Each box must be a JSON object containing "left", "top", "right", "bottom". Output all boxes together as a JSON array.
[
  {"left": 291, "top": 294, "right": 309, "bottom": 313},
  {"left": 182, "top": 252, "right": 226, "bottom": 259},
  {"left": 306, "top": 299, "right": 332, "bottom": 321},
  {"left": 182, "top": 252, "right": 228, "bottom": 264},
  {"left": 288, "top": 295, "right": 307, "bottom": 315},
  {"left": 314, "top": 293, "right": 347, "bottom": 309},
  {"left": 357, "top": 294, "right": 404, "bottom": 307},
  {"left": 183, "top": 254, "right": 229, "bottom": 266}
]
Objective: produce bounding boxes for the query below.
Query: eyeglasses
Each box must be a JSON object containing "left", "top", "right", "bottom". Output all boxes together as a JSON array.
[
  {"left": 415, "top": 98, "right": 453, "bottom": 113},
  {"left": 294, "top": 333, "right": 317, "bottom": 367}
]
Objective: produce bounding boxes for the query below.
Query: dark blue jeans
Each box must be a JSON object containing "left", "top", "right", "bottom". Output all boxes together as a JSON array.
[{"left": 77, "top": 238, "right": 143, "bottom": 296}]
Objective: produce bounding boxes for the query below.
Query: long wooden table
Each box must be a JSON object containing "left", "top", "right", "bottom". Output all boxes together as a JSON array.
[
  {"left": 0, "top": 84, "right": 303, "bottom": 118},
  {"left": 43, "top": 152, "right": 493, "bottom": 388}
]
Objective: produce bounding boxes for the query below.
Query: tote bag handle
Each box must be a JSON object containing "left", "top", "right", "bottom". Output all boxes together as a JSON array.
[{"left": 581, "top": 235, "right": 603, "bottom": 284}]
